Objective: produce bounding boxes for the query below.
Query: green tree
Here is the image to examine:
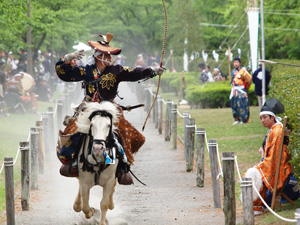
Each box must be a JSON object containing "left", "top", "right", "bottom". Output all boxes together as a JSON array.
[{"left": 0, "top": 0, "right": 28, "bottom": 52}]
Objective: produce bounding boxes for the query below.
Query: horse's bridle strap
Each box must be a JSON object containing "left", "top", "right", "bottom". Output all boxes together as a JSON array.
[
  {"left": 89, "top": 110, "right": 112, "bottom": 121},
  {"left": 93, "top": 139, "right": 106, "bottom": 144}
]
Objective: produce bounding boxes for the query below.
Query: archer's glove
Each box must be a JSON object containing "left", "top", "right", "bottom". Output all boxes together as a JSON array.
[
  {"left": 64, "top": 49, "right": 85, "bottom": 63},
  {"left": 151, "top": 66, "right": 165, "bottom": 76}
]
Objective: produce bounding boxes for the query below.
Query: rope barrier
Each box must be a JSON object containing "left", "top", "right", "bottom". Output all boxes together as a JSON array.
[{"left": 176, "top": 110, "right": 185, "bottom": 118}]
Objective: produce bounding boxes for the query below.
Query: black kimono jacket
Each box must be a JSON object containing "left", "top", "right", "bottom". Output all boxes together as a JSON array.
[{"left": 55, "top": 58, "right": 155, "bottom": 101}]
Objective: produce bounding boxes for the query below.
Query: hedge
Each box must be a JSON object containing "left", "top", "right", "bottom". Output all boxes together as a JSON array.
[
  {"left": 267, "top": 59, "right": 300, "bottom": 179},
  {"left": 186, "top": 81, "right": 257, "bottom": 108}
]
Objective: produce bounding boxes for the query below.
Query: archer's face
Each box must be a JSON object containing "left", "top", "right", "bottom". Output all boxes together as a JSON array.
[
  {"left": 233, "top": 60, "right": 240, "bottom": 69},
  {"left": 96, "top": 53, "right": 111, "bottom": 66},
  {"left": 260, "top": 114, "right": 275, "bottom": 129}
]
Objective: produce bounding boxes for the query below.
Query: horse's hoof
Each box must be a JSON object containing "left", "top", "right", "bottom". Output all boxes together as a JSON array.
[
  {"left": 108, "top": 203, "right": 114, "bottom": 210},
  {"left": 73, "top": 203, "right": 82, "bottom": 212},
  {"left": 85, "top": 207, "right": 95, "bottom": 219}
]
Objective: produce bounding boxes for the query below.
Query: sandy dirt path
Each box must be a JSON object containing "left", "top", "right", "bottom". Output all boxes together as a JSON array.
[{"left": 2, "top": 83, "right": 239, "bottom": 225}]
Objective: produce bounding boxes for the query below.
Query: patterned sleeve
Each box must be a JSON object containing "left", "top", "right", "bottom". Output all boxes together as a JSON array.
[
  {"left": 117, "top": 65, "right": 156, "bottom": 82},
  {"left": 55, "top": 58, "right": 96, "bottom": 82}
]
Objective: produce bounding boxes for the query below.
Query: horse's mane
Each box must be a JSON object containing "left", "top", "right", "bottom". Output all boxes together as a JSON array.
[{"left": 76, "top": 101, "right": 119, "bottom": 134}]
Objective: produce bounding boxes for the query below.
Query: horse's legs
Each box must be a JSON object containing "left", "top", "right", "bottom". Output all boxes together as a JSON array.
[
  {"left": 108, "top": 178, "right": 117, "bottom": 210},
  {"left": 73, "top": 188, "right": 82, "bottom": 212},
  {"left": 80, "top": 183, "right": 95, "bottom": 219},
  {"left": 100, "top": 178, "right": 116, "bottom": 225}
]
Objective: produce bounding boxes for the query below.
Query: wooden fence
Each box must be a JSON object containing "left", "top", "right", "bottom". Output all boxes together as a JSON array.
[
  {"left": 131, "top": 81, "right": 300, "bottom": 225},
  {"left": 1, "top": 83, "right": 81, "bottom": 224}
]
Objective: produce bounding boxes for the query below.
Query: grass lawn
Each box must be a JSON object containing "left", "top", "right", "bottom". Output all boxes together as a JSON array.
[
  {"left": 0, "top": 100, "right": 56, "bottom": 212},
  {"left": 160, "top": 91, "right": 299, "bottom": 224}
]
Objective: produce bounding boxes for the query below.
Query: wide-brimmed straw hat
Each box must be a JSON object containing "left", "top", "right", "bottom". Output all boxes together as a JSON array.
[{"left": 88, "top": 33, "right": 121, "bottom": 55}]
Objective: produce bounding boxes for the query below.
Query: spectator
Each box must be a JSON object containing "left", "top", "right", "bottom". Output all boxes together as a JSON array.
[
  {"left": 252, "top": 63, "right": 271, "bottom": 108},
  {"left": 152, "top": 51, "right": 160, "bottom": 66},
  {"left": 213, "top": 68, "right": 223, "bottom": 81},
  {"left": 5, "top": 52, "right": 18, "bottom": 77},
  {"left": 198, "top": 62, "right": 208, "bottom": 83},
  {"left": 0, "top": 60, "right": 6, "bottom": 99},
  {"left": 134, "top": 54, "right": 145, "bottom": 68},
  {"left": 206, "top": 65, "right": 214, "bottom": 82},
  {"left": 231, "top": 56, "right": 242, "bottom": 84},
  {"left": 230, "top": 57, "right": 252, "bottom": 124}
]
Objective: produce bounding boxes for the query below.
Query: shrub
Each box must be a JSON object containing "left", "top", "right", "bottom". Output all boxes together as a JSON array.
[
  {"left": 186, "top": 81, "right": 256, "bottom": 108},
  {"left": 267, "top": 59, "right": 300, "bottom": 180}
]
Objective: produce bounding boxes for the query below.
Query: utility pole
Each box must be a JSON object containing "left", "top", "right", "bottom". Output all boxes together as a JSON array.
[{"left": 26, "top": 0, "right": 33, "bottom": 75}]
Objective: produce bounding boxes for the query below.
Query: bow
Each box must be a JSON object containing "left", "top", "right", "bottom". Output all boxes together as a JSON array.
[{"left": 142, "top": 0, "right": 167, "bottom": 131}]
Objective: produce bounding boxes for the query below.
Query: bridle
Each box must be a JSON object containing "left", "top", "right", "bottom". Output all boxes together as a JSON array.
[
  {"left": 79, "top": 110, "right": 115, "bottom": 185},
  {"left": 88, "top": 110, "right": 115, "bottom": 148}
]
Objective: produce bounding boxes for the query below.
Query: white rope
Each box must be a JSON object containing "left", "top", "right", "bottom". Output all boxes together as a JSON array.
[
  {"left": 234, "top": 156, "right": 242, "bottom": 182},
  {"left": 161, "top": 98, "right": 167, "bottom": 105},
  {"left": 176, "top": 110, "right": 185, "bottom": 118},
  {"left": 0, "top": 130, "right": 31, "bottom": 175},
  {"left": 204, "top": 132, "right": 210, "bottom": 153},
  {"left": 13, "top": 147, "right": 21, "bottom": 166},
  {"left": 0, "top": 163, "right": 4, "bottom": 175},
  {"left": 252, "top": 182, "right": 297, "bottom": 222},
  {"left": 234, "top": 156, "right": 297, "bottom": 223}
]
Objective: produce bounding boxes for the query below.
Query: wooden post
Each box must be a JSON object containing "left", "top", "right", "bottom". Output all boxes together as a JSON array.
[
  {"left": 208, "top": 139, "right": 221, "bottom": 208},
  {"left": 47, "top": 107, "right": 55, "bottom": 152},
  {"left": 152, "top": 94, "right": 156, "bottom": 123},
  {"left": 165, "top": 101, "right": 172, "bottom": 141},
  {"left": 56, "top": 98, "right": 63, "bottom": 131},
  {"left": 30, "top": 127, "right": 39, "bottom": 190},
  {"left": 158, "top": 96, "right": 163, "bottom": 135},
  {"left": 271, "top": 116, "right": 287, "bottom": 210},
  {"left": 171, "top": 104, "right": 177, "bottom": 149},
  {"left": 223, "top": 152, "right": 236, "bottom": 225},
  {"left": 196, "top": 128, "right": 205, "bottom": 187},
  {"left": 183, "top": 111, "right": 190, "bottom": 158},
  {"left": 296, "top": 208, "right": 300, "bottom": 225},
  {"left": 36, "top": 121, "right": 45, "bottom": 174},
  {"left": 20, "top": 142, "right": 30, "bottom": 211},
  {"left": 42, "top": 113, "right": 51, "bottom": 161},
  {"left": 144, "top": 86, "right": 150, "bottom": 112},
  {"left": 4, "top": 157, "right": 15, "bottom": 225},
  {"left": 241, "top": 178, "right": 254, "bottom": 225},
  {"left": 228, "top": 46, "right": 232, "bottom": 82},
  {"left": 155, "top": 98, "right": 158, "bottom": 129},
  {"left": 186, "top": 118, "right": 195, "bottom": 172}
]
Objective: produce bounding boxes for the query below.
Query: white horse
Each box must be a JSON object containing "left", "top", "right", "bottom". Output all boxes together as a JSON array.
[{"left": 73, "top": 101, "right": 120, "bottom": 225}]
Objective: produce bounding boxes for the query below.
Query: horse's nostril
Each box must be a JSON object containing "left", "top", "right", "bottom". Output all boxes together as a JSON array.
[{"left": 92, "top": 144, "right": 105, "bottom": 156}]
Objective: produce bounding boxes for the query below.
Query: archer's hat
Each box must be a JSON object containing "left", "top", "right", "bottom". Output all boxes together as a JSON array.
[
  {"left": 260, "top": 98, "right": 284, "bottom": 117},
  {"left": 88, "top": 33, "right": 122, "bottom": 55}
]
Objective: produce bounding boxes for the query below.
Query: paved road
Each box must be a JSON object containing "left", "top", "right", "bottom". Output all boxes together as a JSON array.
[{"left": 7, "top": 83, "right": 228, "bottom": 225}]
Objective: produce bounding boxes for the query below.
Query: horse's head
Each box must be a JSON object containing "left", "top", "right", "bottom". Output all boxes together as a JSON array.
[
  {"left": 89, "top": 110, "right": 113, "bottom": 159},
  {"left": 76, "top": 101, "right": 119, "bottom": 163}
]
